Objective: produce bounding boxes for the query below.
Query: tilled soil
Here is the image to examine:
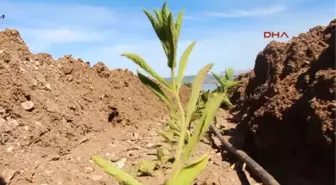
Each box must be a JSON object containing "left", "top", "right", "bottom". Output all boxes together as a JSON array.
[
  {"left": 230, "top": 19, "right": 336, "bottom": 185},
  {"left": 0, "top": 29, "right": 258, "bottom": 185}
]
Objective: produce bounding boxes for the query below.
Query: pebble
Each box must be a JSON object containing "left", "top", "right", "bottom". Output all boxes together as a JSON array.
[
  {"left": 114, "top": 157, "right": 127, "bottom": 168},
  {"left": 84, "top": 167, "right": 94, "bottom": 173},
  {"left": 21, "top": 101, "right": 35, "bottom": 111},
  {"left": 35, "top": 121, "right": 42, "bottom": 126},
  {"left": 145, "top": 143, "right": 154, "bottom": 148},
  {"left": 45, "top": 83, "right": 52, "bottom": 90},
  {"left": 6, "top": 146, "right": 14, "bottom": 152}
]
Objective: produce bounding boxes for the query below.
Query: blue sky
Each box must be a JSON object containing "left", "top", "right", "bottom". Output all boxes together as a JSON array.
[{"left": 0, "top": 0, "right": 335, "bottom": 77}]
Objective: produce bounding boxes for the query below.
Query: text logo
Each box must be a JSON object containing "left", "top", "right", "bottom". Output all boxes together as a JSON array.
[{"left": 264, "top": 32, "right": 289, "bottom": 38}]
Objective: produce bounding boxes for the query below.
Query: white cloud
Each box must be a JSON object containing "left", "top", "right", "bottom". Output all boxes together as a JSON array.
[
  {"left": 27, "top": 28, "right": 103, "bottom": 43},
  {"left": 18, "top": 28, "right": 106, "bottom": 51},
  {"left": 0, "top": 0, "right": 147, "bottom": 51},
  {"left": 204, "top": 5, "right": 286, "bottom": 18}
]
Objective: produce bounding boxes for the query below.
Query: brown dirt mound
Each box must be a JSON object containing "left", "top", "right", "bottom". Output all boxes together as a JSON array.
[
  {"left": 230, "top": 19, "right": 336, "bottom": 184},
  {"left": 0, "top": 28, "right": 168, "bottom": 157}
]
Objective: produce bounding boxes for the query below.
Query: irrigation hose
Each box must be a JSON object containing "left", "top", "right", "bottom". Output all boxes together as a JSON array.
[{"left": 210, "top": 124, "right": 281, "bottom": 185}]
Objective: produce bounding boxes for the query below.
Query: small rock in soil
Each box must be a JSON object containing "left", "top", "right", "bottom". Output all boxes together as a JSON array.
[
  {"left": 21, "top": 101, "right": 35, "bottom": 111},
  {"left": 45, "top": 83, "right": 52, "bottom": 90},
  {"left": 6, "top": 146, "right": 14, "bottom": 152},
  {"left": 84, "top": 167, "right": 94, "bottom": 173},
  {"left": 145, "top": 143, "right": 155, "bottom": 148},
  {"left": 114, "top": 157, "right": 127, "bottom": 168}
]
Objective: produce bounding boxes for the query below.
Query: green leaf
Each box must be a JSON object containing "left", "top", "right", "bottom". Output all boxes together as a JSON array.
[
  {"left": 222, "top": 95, "right": 233, "bottom": 107},
  {"left": 227, "top": 80, "right": 241, "bottom": 89},
  {"left": 175, "top": 10, "right": 184, "bottom": 41},
  {"left": 122, "top": 53, "right": 171, "bottom": 89},
  {"left": 143, "top": 9, "right": 163, "bottom": 41},
  {"left": 137, "top": 71, "right": 170, "bottom": 106},
  {"left": 183, "top": 93, "right": 226, "bottom": 161},
  {"left": 92, "top": 156, "right": 144, "bottom": 185},
  {"left": 137, "top": 71, "right": 176, "bottom": 114},
  {"left": 176, "top": 41, "right": 196, "bottom": 89},
  {"left": 154, "top": 9, "right": 164, "bottom": 24},
  {"left": 158, "top": 130, "right": 176, "bottom": 146},
  {"left": 166, "top": 154, "right": 209, "bottom": 185},
  {"left": 211, "top": 72, "right": 225, "bottom": 87},
  {"left": 167, "top": 13, "right": 176, "bottom": 69},
  {"left": 225, "top": 67, "right": 234, "bottom": 80},
  {"left": 185, "top": 63, "right": 214, "bottom": 125},
  {"left": 161, "top": 2, "right": 170, "bottom": 23},
  {"left": 167, "top": 119, "right": 180, "bottom": 132},
  {"left": 172, "top": 130, "right": 190, "bottom": 143}
]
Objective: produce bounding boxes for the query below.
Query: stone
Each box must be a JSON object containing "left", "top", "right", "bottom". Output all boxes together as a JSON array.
[
  {"left": 84, "top": 167, "right": 94, "bottom": 173},
  {"left": 6, "top": 146, "right": 14, "bottom": 152},
  {"left": 21, "top": 101, "right": 35, "bottom": 111},
  {"left": 114, "top": 157, "right": 127, "bottom": 168},
  {"left": 45, "top": 83, "right": 52, "bottom": 90}
]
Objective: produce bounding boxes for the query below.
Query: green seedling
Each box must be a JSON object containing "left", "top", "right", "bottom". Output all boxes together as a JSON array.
[
  {"left": 91, "top": 2, "right": 228, "bottom": 185},
  {"left": 211, "top": 68, "right": 240, "bottom": 93},
  {"left": 211, "top": 68, "right": 241, "bottom": 108}
]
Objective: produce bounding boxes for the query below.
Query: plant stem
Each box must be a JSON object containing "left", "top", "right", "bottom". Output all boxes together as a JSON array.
[
  {"left": 168, "top": 67, "right": 187, "bottom": 181},
  {"left": 169, "top": 94, "right": 186, "bottom": 182}
]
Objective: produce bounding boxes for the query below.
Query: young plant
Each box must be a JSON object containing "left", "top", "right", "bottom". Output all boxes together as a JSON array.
[
  {"left": 211, "top": 68, "right": 240, "bottom": 108},
  {"left": 212, "top": 68, "right": 240, "bottom": 93},
  {"left": 91, "top": 3, "right": 226, "bottom": 185}
]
